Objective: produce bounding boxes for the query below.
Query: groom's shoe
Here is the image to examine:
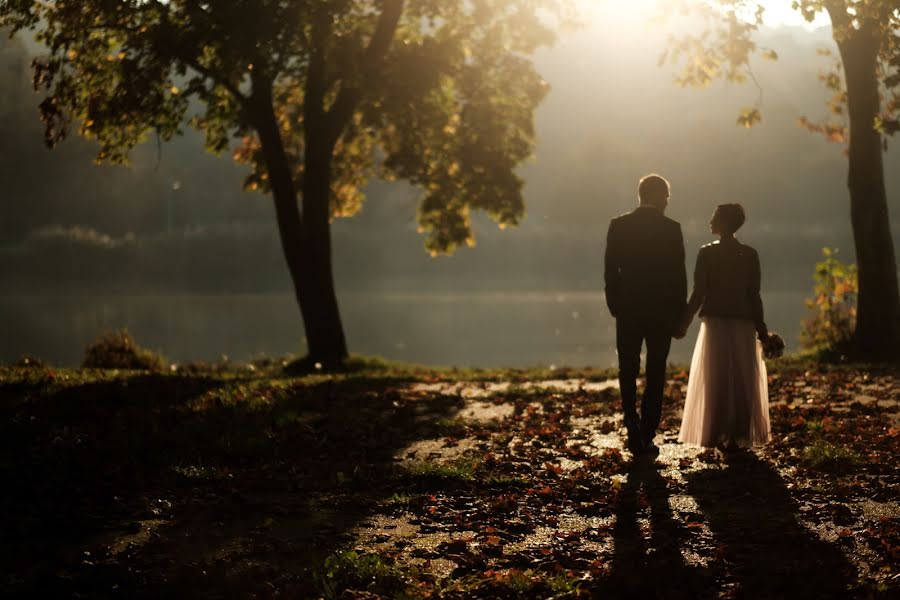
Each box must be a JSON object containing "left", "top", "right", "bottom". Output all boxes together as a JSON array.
[{"left": 624, "top": 414, "right": 644, "bottom": 453}]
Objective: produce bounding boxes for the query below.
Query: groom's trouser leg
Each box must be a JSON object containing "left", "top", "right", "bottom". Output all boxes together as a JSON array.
[
  {"left": 641, "top": 330, "right": 672, "bottom": 440},
  {"left": 615, "top": 319, "right": 642, "bottom": 425}
]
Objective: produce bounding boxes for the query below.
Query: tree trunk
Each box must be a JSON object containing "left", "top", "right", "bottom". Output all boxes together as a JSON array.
[
  {"left": 834, "top": 22, "right": 900, "bottom": 359},
  {"left": 250, "top": 78, "right": 349, "bottom": 367},
  {"left": 298, "top": 137, "right": 349, "bottom": 367}
]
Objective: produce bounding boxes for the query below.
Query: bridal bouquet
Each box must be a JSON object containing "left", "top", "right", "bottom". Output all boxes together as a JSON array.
[{"left": 761, "top": 332, "right": 785, "bottom": 359}]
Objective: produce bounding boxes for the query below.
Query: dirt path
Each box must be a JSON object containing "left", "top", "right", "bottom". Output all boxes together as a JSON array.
[{"left": 343, "top": 373, "right": 899, "bottom": 598}]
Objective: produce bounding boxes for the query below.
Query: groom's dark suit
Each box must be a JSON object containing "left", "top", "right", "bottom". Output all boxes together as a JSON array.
[{"left": 605, "top": 205, "right": 687, "bottom": 448}]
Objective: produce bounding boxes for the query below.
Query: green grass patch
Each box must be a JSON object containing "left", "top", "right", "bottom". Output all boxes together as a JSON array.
[
  {"left": 402, "top": 455, "right": 524, "bottom": 487},
  {"left": 449, "top": 569, "right": 583, "bottom": 596},
  {"left": 802, "top": 438, "right": 860, "bottom": 470},
  {"left": 403, "top": 456, "right": 480, "bottom": 483},
  {"left": 433, "top": 416, "right": 469, "bottom": 436},
  {"left": 805, "top": 419, "right": 825, "bottom": 434},
  {"left": 314, "top": 551, "right": 416, "bottom": 600}
]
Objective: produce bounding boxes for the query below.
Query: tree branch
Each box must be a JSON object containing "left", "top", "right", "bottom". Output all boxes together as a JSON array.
[
  {"left": 325, "top": 0, "right": 404, "bottom": 144},
  {"left": 824, "top": 0, "right": 850, "bottom": 30},
  {"left": 182, "top": 55, "right": 248, "bottom": 104},
  {"left": 303, "top": 10, "right": 329, "bottom": 142},
  {"left": 156, "top": 10, "right": 249, "bottom": 107}
]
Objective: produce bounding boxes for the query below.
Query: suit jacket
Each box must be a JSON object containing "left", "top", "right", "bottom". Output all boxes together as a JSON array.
[{"left": 604, "top": 206, "right": 687, "bottom": 331}]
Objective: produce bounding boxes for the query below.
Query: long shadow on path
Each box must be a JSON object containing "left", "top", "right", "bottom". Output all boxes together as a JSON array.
[
  {"left": 593, "top": 455, "right": 714, "bottom": 599},
  {"left": 687, "top": 453, "right": 856, "bottom": 599}
]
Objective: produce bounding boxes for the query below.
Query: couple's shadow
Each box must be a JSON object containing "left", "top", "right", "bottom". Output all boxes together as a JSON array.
[{"left": 594, "top": 452, "right": 854, "bottom": 599}]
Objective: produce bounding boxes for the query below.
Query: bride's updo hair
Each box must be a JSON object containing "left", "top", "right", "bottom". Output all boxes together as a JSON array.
[{"left": 716, "top": 203, "right": 746, "bottom": 234}]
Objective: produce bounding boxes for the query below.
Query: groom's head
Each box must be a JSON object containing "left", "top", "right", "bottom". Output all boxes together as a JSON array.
[{"left": 638, "top": 174, "right": 670, "bottom": 211}]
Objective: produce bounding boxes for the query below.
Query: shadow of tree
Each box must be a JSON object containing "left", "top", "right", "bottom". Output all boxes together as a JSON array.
[
  {"left": 687, "top": 453, "right": 855, "bottom": 599},
  {"left": 0, "top": 373, "right": 465, "bottom": 597}
]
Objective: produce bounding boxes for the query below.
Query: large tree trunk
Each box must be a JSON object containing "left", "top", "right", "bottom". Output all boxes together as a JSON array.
[
  {"left": 833, "top": 19, "right": 900, "bottom": 359},
  {"left": 298, "top": 138, "right": 349, "bottom": 366},
  {"left": 250, "top": 77, "right": 349, "bottom": 367}
]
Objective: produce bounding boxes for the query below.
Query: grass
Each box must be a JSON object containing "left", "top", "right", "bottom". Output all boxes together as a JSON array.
[
  {"left": 385, "top": 492, "right": 416, "bottom": 506},
  {"left": 448, "top": 569, "right": 584, "bottom": 596},
  {"left": 246, "top": 352, "right": 622, "bottom": 383},
  {"left": 81, "top": 329, "right": 167, "bottom": 372},
  {"left": 403, "top": 456, "right": 481, "bottom": 483},
  {"left": 802, "top": 438, "right": 860, "bottom": 470},
  {"left": 14, "top": 348, "right": 892, "bottom": 390},
  {"left": 314, "top": 551, "right": 416, "bottom": 600},
  {"left": 313, "top": 551, "right": 585, "bottom": 599},
  {"left": 402, "top": 454, "right": 525, "bottom": 488},
  {"left": 433, "top": 416, "right": 470, "bottom": 436},
  {"left": 765, "top": 350, "right": 900, "bottom": 376}
]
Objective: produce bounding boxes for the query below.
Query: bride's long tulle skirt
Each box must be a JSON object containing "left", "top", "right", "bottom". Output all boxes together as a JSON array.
[{"left": 679, "top": 317, "right": 771, "bottom": 448}]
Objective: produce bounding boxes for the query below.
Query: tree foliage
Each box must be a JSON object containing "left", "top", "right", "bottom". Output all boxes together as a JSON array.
[
  {"left": 0, "top": 0, "right": 571, "bottom": 255},
  {"left": 801, "top": 247, "right": 858, "bottom": 353},
  {"left": 662, "top": 0, "right": 900, "bottom": 141}
]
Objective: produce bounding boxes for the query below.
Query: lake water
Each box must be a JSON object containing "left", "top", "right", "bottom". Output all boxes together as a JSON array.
[{"left": 0, "top": 291, "right": 809, "bottom": 369}]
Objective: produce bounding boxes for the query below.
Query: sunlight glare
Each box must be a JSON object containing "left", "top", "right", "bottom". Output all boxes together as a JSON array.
[{"left": 574, "top": 0, "right": 830, "bottom": 30}]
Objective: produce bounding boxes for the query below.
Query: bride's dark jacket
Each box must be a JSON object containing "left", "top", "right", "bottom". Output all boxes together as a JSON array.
[{"left": 604, "top": 205, "right": 687, "bottom": 331}]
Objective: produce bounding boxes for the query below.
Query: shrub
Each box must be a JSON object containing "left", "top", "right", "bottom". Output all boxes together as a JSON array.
[
  {"left": 82, "top": 330, "right": 167, "bottom": 372},
  {"left": 15, "top": 354, "right": 44, "bottom": 368},
  {"left": 800, "top": 248, "right": 858, "bottom": 355}
]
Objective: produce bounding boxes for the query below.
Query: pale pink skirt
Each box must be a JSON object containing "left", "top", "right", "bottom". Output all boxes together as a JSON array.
[{"left": 679, "top": 317, "right": 771, "bottom": 448}]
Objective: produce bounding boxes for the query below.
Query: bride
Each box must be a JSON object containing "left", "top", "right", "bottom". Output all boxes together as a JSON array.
[{"left": 677, "top": 203, "right": 771, "bottom": 449}]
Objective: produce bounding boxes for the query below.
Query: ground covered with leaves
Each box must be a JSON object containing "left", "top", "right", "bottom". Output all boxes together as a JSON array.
[{"left": 0, "top": 360, "right": 897, "bottom": 598}]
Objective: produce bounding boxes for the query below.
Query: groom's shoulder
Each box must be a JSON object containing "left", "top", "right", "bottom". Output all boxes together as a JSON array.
[
  {"left": 610, "top": 210, "right": 680, "bottom": 233},
  {"left": 610, "top": 210, "right": 633, "bottom": 223},
  {"left": 658, "top": 215, "right": 682, "bottom": 237},
  {"left": 662, "top": 215, "right": 681, "bottom": 229}
]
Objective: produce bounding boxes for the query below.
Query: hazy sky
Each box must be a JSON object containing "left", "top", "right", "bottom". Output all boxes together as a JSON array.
[{"left": 576, "top": 1, "right": 831, "bottom": 30}]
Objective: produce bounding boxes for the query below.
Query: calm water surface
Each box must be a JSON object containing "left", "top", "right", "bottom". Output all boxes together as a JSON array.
[{"left": 0, "top": 291, "right": 808, "bottom": 368}]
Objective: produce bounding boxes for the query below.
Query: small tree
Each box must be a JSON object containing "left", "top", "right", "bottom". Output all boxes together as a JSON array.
[
  {"left": 663, "top": 0, "right": 900, "bottom": 360},
  {"left": 801, "top": 247, "right": 858, "bottom": 354},
  {"left": 0, "top": 1, "right": 571, "bottom": 367}
]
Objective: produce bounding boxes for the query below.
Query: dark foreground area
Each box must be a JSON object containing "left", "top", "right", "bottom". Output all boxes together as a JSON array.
[{"left": 1, "top": 360, "right": 898, "bottom": 598}]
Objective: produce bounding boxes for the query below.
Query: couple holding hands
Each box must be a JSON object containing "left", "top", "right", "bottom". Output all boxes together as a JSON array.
[{"left": 605, "top": 174, "right": 781, "bottom": 455}]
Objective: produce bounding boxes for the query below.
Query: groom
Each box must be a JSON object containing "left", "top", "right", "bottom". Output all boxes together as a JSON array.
[{"left": 604, "top": 174, "right": 687, "bottom": 454}]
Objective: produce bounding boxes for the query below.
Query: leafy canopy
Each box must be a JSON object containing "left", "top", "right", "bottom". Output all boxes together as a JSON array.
[
  {"left": 0, "top": 0, "right": 572, "bottom": 254},
  {"left": 661, "top": 1, "right": 900, "bottom": 139}
]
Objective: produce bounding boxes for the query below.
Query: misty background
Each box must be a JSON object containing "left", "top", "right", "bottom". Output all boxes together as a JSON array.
[{"left": 2, "top": 15, "right": 898, "bottom": 368}]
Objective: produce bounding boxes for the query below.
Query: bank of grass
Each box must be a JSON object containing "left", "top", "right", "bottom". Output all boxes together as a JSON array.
[
  {"left": 321, "top": 355, "right": 621, "bottom": 383},
  {"left": 1, "top": 352, "right": 622, "bottom": 387}
]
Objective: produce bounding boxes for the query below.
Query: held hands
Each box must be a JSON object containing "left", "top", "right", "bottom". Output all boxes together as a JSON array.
[{"left": 673, "top": 312, "right": 692, "bottom": 340}]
